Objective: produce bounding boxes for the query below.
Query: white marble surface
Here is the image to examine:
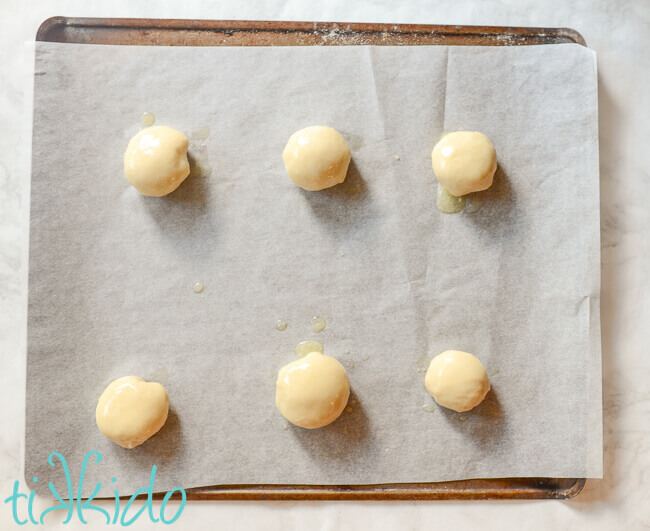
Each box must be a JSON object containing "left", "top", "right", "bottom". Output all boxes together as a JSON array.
[{"left": 0, "top": 1, "right": 648, "bottom": 529}]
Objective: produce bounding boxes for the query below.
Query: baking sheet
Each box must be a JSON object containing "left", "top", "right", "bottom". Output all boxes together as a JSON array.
[{"left": 26, "top": 41, "right": 602, "bottom": 497}]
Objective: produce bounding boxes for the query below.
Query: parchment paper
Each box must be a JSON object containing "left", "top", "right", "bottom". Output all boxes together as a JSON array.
[{"left": 26, "top": 42, "right": 602, "bottom": 497}]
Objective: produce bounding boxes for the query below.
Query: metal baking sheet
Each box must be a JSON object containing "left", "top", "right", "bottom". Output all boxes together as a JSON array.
[{"left": 33, "top": 17, "right": 589, "bottom": 500}]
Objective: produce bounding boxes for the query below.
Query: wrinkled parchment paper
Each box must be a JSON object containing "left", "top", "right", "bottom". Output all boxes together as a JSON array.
[{"left": 26, "top": 42, "right": 602, "bottom": 497}]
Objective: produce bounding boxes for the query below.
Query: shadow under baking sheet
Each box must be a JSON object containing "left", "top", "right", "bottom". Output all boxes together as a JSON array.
[{"left": 567, "top": 70, "right": 620, "bottom": 509}]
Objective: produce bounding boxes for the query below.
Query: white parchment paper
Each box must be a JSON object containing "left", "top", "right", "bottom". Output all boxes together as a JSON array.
[{"left": 26, "top": 41, "right": 602, "bottom": 497}]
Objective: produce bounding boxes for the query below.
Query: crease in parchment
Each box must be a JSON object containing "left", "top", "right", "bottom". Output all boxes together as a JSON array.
[
  {"left": 366, "top": 46, "right": 387, "bottom": 140},
  {"left": 366, "top": 46, "right": 430, "bottom": 360},
  {"left": 397, "top": 47, "right": 451, "bottom": 362},
  {"left": 441, "top": 47, "right": 450, "bottom": 133}
]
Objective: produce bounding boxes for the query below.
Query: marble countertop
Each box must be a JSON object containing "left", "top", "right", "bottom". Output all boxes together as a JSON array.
[{"left": 1, "top": 1, "right": 648, "bottom": 529}]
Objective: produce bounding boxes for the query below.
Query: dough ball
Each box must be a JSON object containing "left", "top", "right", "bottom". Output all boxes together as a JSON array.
[
  {"left": 431, "top": 131, "right": 497, "bottom": 197},
  {"left": 275, "top": 351, "right": 350, "bottom": 429},
  {"left": 124, "top": 126, "right": 190, "bottom": 197},
  {"left": 425, "top": 350, "right": 490, "bottom": 412},
  {"left": 96, "top": 376, "right": 169, "bottom": 449},
  {"left": 282, "top": 126, "right": 351, "bottom": 191}
]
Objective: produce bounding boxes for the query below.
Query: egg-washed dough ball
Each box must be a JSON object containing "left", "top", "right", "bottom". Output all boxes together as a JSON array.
[
  {"left": 282, "top": 126, "right": 351, "bottom": 191},
  {"left": 276, "top": 351, "right": 350, "bottom": 429},
  {"left": 431, "top": 131, "right": 497, "bottom": 197},
  {"left": 124, "top": 125, "right": 190, "bottom": 197},
  {"left": 425, "top": 350, "right": 490, "bottom": 412},
  {"left": 96, "top": 376, "right": 169, "bottom": 449}
]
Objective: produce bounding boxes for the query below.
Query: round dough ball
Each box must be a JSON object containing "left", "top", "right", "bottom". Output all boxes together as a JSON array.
[
  {"left": 275, "top": 351, "right": 350, "bottom": 429},
  {"left": 282, "top": 126, "right": 351, "bottom": 191},
  {"left": 425, "top": 350, "right": 490, "bottom": 412},
  {"left": 96, "top": 376, "right": 169, "bottom": 449},
  {"left": 431, "top": 131, "right": 497, "bottom": 197},
  {"left": 124, "top": 125, "right": 190, "bottom": 197}
]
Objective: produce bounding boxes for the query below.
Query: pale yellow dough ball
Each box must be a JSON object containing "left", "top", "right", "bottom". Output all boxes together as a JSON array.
[
  {"left": 275, "top": 351, "right": 350, "bottom": 429},
  {"left": 124, "top": 125, "right": 190, "bottom": 197},
  {"left": 431, "top": 131, "right": 497, "bottom": 197},
  {"left": 425, "top": 350, "right": 490, "bottom": 412},
  {"left": 282, "top": 126, "right": 351, "bottom": 191},
  {"left": 96, "top": 376, "right": 169, "bottom": 449}
]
